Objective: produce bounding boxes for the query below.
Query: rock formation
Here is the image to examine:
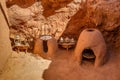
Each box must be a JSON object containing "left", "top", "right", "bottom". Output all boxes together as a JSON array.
[
  {"left": 6, "top": 0, "right": 36, "bottom": 8},
  {"left": 6, "top": 0, "right": 120, "bottom": 51},
  {"left": 7, "top": 0, "right": 81, "bottom": 43},
  {"left": 61, "top": 0, "right": 120, "bottom": 50},
  {"left": 6, "top": 0, "right": 73, "bottom": 17}
]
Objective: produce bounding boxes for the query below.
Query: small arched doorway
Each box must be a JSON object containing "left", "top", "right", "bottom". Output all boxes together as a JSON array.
[{"left": 43, "top": 40, "right": 48, "bottom": 53}]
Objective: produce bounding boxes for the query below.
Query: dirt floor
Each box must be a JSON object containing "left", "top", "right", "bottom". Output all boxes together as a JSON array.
[
  {"left": 0, "top": 47, "right": 120, "bottom": 80},
  {"left": 43, "top": 48, "right": 120, "bottom": 80}
]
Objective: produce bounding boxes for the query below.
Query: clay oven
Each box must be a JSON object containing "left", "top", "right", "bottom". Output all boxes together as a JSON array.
[
  {"left": 74, "top": 28, "right": 107, "bottom": 67},
  {"left": 34, "top": 35, "right": 58, "bottom": 59}
]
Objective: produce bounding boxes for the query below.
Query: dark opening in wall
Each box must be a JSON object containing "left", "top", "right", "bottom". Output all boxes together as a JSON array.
[
  {"left": 82, "top": 48, "right": 96, "bottom": 63},
  {"left": 87, "top": 29, "right": 94, "bottom": 32},
  {"left": 43, "top": 40, "right": 48, "bottom": 53}
]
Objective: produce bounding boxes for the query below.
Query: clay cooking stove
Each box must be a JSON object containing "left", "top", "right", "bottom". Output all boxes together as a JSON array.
[{"left": 74, "top": 28, "right": 107, "bottom": 67}]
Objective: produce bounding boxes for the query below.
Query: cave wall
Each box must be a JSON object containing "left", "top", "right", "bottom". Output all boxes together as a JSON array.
[
  {"left": 61, "top": 0, "right": 120, "bottom": 49},
  {"left": 8, "top": 0, "right": 81, "bottom": 40},
  {"left": 6, "top": 0, "right": 36, "bottom": 8},
  {"left": 0, "top": 1, "right": 12, "bottom": 71},
  {"left": 6, "top": 0, "right": 120, "bottom": 50},
  {"left": 6, "top": 0, "right": 73, "bottom": 17}
]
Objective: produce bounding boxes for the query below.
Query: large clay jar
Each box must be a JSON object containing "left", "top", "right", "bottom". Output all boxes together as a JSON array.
[{"left": 74, "top": 28, "right": 107, "bottom": 67}]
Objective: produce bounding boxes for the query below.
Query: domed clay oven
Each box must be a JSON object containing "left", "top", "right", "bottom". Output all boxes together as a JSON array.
[
  {"left": 74, "top": 28, "right": 107, "bottom": 67},
  {"left": 34, "top": 35, "right": 58, "bottom": 59}
]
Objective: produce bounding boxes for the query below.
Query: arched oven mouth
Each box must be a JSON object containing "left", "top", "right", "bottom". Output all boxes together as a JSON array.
[{"left": 82, "top": 48, "right": 96, "bottom": 63}]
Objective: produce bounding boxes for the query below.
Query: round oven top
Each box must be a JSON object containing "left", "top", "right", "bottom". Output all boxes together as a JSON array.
[{"left": 40, "top": 35, "right": 52, "bottom": 40}]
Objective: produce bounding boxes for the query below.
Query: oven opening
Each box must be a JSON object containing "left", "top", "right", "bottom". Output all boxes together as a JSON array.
[
  {"left": 43, "top": 40, "right": 48, "bottom": 53},
  {"left": 82, "top": 48, "right": 96, "bottom": 64},
  {"left": 87, "top": 29, "right": 94, "bottom": 32}
]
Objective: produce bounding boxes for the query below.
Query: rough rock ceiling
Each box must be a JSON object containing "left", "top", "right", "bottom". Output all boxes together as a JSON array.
[
  {"left": 6, "top": 0, "right": 35, "bottom": 8},
  {"left": 8, "top": 0, "right": 81, "bottom": 40},
  {"left": 41, "top": 0, "right": 73, "bottom": 17},
  {"left": 6, "top": 0, "right": 73, "bottom": 17}
]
